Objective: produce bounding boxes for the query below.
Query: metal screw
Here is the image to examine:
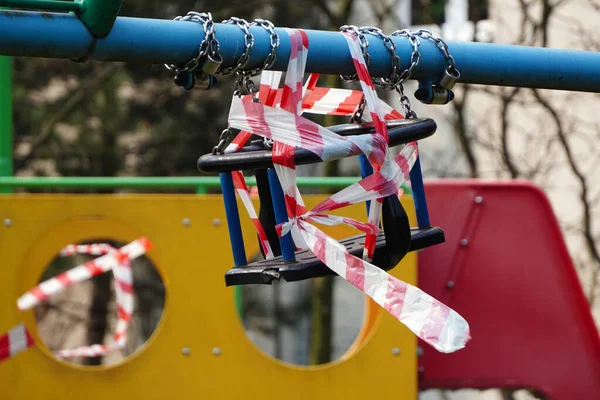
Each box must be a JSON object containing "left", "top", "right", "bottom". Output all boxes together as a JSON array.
[
  {"left": 474, "top": 196, "right": 483, "bottom": 204},
  {"left": 212, "top": 347, "right": 221, "bottom": 356},
  {"left": 391, "top": 347, "right": 401, "bottom": 356},
  {"left": 182, "top": 218, "right": 191, "bottom": 227},
  {"left": 181, "top": 347, "right": 191, "bottom": 356},
  {"left": 447, "top": 281, "right": 455, "bottom": 288},
  {"left": 4, "top": 218, "right": 11, "bottom": 227},
  {"left": 212, "top": 218, "right": 221, "bottom": 227},
  {"left": 460, "top": 238, "right": 469, "bottom": 246},
  {"left": 416, "top": 347, "right": 423, "bottom": 357}
]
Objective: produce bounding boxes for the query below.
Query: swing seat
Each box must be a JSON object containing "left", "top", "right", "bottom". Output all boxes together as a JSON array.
[
  {"left": 224, "top": 226, "right": 444, "bottom": 285},
  {"left": 197, "top": 118, "right": 445, "bottom": 285}
]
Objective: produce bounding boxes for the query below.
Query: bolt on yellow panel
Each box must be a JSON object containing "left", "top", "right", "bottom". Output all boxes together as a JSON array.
[{"left": 0, "top": 194, "right": 417, "bottom": 399}]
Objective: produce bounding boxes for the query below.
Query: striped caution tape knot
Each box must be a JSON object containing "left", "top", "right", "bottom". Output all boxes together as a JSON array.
[{"left": 1, "top": 237, "right": 152, "bottom": 363}]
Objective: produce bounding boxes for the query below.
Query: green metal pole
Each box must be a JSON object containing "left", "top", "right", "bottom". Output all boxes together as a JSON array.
[
  {"left": 0, "top": 0, "right": 83, "bottom": 13},
  {"left": 0, "top": 176, "right": 411, "bottom": 193},
  {"left": 0, "top": 55, "right": 12, "bottom": 194},
  {"left": 79, "top": 0, "right": 123, "bottom": 38}
]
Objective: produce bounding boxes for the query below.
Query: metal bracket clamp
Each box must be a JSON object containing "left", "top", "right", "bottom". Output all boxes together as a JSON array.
[
  {"left": 0, "top": 0, "right": 122, "bottom": 38},
  {"left": 414, "top": 79, "right": 456, "bottom": 105}
]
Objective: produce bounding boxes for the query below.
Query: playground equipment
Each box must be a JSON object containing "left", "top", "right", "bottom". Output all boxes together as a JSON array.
[
  {"left": 0, "top": 182, "right": 598, "bottom": 399},
  {"left": 0, "top": 0, "right": 600, "bottom": 398},
  {"left": 0, "top": 193, "right": 421, "bottom": 399}
]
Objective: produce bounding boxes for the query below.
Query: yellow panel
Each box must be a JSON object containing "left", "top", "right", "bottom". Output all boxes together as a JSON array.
[{"left": 0, "top": 194, "right": 417, "bottom": 399}]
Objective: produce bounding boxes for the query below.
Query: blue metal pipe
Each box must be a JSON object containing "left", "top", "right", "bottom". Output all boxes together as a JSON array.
[
  {"left": 409, "top": 157, "right": 431, "bottom": 228},
  {"left": 219, "top": 172, "right": 248, "bottom": 267},
  {"left": 3, "top": 10, "right": 600, "bottom": 92},
  {"left": 267, "top": 169, "right": 296, "bottom": 262}
]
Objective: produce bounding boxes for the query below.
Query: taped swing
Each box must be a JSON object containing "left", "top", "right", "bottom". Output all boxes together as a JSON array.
[
  {"left": 191, "top": 20, "right": 469, "bottom": 352},
  {"left": 197, "top": 33, "right": 444, "bottom": 286}
]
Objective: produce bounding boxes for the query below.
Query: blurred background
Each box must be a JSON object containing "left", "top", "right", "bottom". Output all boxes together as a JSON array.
[{"left": 9, "top": 0, "right": 600, "bottom": 399}]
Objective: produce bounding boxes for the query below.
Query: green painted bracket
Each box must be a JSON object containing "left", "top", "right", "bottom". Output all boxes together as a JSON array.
[
  {"left": 78, "top": 0, "right": 122, "bottom": 38},
  {"left": 0, "top": 0, "right": 122, "bottom": 37}
]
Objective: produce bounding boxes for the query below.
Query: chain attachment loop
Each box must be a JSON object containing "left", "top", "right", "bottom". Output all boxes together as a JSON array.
[
  {"left": 165, "top": 12, "right": 221, "bottom": 91},
  {"left": 164, "top": 12, "right": 220, "bottom": 74},
  {"left": 212, "top": 128, "right": 231, "bottom": 155},
  {"left": 358, "top": 27, "right": 403, "bottom": 91},
  {"left": 250, "top": 19, "right": 280, "bottom": 71},
  {"left": 219, "top": 17, "right": 255, "bottom": 76},
  {"left": 350, "top": 95, "right": 367, "bottom": 123},
  {"left": 413, "top": 29, "right": 460, "bottom": 90},
  {"left": 396, "top": 84, "right": 417, "bottom": 118},
  {"left": 390, "top": 29, "right": 422, "bottom": 84},
  {"left": 339, "top": 25, "right": 370, "bottom": 82}
]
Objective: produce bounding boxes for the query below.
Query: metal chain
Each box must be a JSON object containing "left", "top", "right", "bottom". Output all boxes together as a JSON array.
[
  {"left": 244, "top": 76, "right": 260, "bottom": 102},
  {"left": 350, "top": 95, "right": 367, "bottom": 123},
  {"left": 358, "top": 27, "right": 402, "bottom": 90},
  {"left": 390, "top": 29, "right": 422, "bottom": 84},
  {"left": 339, "top": 25, "right": 370, "bottom": 82},
  {"left": 212, "top": 128, "right": 231, "bottom": 155},
  {"left": 250, "top": 19, "right": 280, "bottom": 71},
  {"left": 215, "top": 18, "right": 276, "bottom": 154},
  {"left": 164, "top": 12, "right": 219, "bottom": 73},
  {"left": 338, "top": 26, "right": 422, "bottom": 118},
  {"left": 218, "top": 18, "right": 280, "bottom": 78},
  {"left": 215, "top": 68, "right": 262, "bottom": 154},
  {"left": 413, "top": 29, "right": 459, "bottom": 78},
  {"left": 219, "top": 17, "right": 255, "bottom": 76},
  {"left": 396, "top": 84, "right": 417, "bottom": 118}
]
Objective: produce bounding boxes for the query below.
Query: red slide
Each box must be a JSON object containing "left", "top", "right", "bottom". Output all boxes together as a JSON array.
[{"left": 417, "top": 180, "right": 600, "bottom": 399}]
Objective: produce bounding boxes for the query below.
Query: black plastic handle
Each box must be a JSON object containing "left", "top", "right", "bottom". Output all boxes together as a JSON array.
[{"left": 198, "top": 118, "right": 436, "bottom": 173}]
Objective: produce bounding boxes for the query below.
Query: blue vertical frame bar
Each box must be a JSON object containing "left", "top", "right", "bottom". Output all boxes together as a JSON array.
[
  {"left": 219, "top": 172, "right": 247, "bottom": 266},
  {"left": 358, "top": 154, "right": 373, "bottom": 216},
  {"left": 267, "top": 168, "right": 296, "bottom": 262},
  {"left": 408, "top": 157, "right": 431, "bottom": 228}
]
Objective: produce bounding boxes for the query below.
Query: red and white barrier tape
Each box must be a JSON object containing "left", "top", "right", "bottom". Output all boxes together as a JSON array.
[
  {"left": 0, "top": 323, "right": 35, "bottom": 363},
  {"left": 53, "top": 257, "right": 134, "bottom": 359},
  {"left": 223, "top": 71, "right": 283, "bottom": 260},
  {"left": 1, "top": 237, "right": 151, "bottom": 361},
  {"left": 227, "top": 29, "right": 471, "bottom": 353},
  {"left": 59, "top": 243, "right": 115, "bottom": 257},
  {"left": 231, "top": 171, "right": 275, "bottom": 259},
  {"left": 228, "top": 66, "right": 408, "bottom": 256},
  {"left": 238, "top": 77, "right": 404, "bottom": 122},
  {"left": 17, "top": 238, "right": 150, "bottom": 311}
]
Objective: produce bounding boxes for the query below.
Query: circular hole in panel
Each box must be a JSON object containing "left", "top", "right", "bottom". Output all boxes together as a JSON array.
[
  {"left": 33, "top": 238, "right": 166, "bottom": 367},
  {"left": 235, "top": 251, "right": 365, "bottom": 366}
]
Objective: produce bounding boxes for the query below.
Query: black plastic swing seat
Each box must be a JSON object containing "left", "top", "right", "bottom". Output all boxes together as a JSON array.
[{"left": 224, "top": 226, "right": 444, "bottom": 286}]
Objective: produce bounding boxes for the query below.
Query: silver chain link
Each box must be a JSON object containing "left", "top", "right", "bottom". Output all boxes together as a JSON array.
[
  {"left": 219, "top": 17, "right": 255, "bottom": 76},
  {"left": 390, "top": 29, "right": 422, "bottom": 83},
  {"left": 389, "top": 29, "right": 424, "bottom": 118},
  {"left": 212, "top": 128, "right": 231, "bottom": 155},
  {"left": 164, "top": 12, "right": 219, "bottom": 73},
  {"left": 396, "top": 84, "right": 417, "bottom": 118},
  {"left": 359, "top": 27, "right": 402, "bottom": 90},
  {"left": 218, "top": 17, "right": 280, "bottom": 78},
  {"left": 349, "top": 95, "right": 367, "bottom": 123},
  {"left": 339, "top": 25, "right": 370, "bottom": 82},
  {"left": 412, "top": 29, "right": 459, "bottom": 77},
  {"left": 338, "top": 25, "right": 423, "bottom": 119},
  {"left": 251, "top": 19, "right": 280, "bottom": 71}
]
